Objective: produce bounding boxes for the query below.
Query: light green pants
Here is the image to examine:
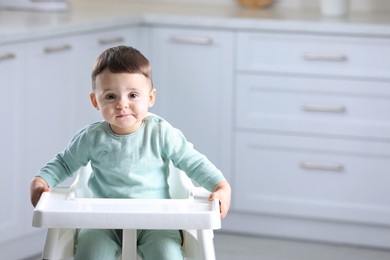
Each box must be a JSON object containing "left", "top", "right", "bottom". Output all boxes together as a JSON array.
[{"left": 75, "top": 229, "right": 183, "bottom": 260}]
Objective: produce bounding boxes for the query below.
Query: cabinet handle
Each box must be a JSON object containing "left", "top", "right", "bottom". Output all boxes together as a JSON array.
[
  {"left": 170, "top": 36, "right": 213, "bottom": 45},
  {"left": 98, "top": 37, "right": 125, "bottom": 45},
  {"left": 44, "top": 44, "right": 72, "bottom": 54},
  {"left": 299, "top": 161, "right": 344, "bottom": 172},
  {"left": 0, "top": 53, "right": 16, "bottom": 62},
  {"left": 301, "top": 104, "right": 346, "bottom": 113},
  {"left": 302, "top": 53, "right": 347, "bottom": 62}
]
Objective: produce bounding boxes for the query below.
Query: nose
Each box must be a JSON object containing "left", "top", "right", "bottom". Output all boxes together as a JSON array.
[{"left": 115, "top": 96, "right": 128, "bottom": 109}]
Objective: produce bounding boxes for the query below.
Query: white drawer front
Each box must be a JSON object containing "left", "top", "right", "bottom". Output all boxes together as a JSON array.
[
  {"left": 236, "top": 74, "right": 390, "bottom": 139},
  {"left": 237, "top": 32, "right": 390, "bottom": 79},
  {"left": 234, "top": 132, "right": 390, "bottom": 225}
]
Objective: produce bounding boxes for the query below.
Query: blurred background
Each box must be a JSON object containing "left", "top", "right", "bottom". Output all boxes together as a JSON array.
[{"left": 1, "top": 0, "right": 390, "bottom": 259}]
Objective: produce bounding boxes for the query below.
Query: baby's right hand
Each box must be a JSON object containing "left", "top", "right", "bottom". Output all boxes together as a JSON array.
[{"left": 30, "top": 177, "right": 51, "bottom": 207}]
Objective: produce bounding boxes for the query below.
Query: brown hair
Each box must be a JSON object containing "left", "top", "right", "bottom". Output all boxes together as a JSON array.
[{"left": 91, "top": 45, "right": 152, "bottom": 89}]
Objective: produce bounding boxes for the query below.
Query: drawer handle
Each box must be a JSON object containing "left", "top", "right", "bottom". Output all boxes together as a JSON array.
[
  {"left": 301, "top": 104, "right": 346, "bottom": 113},
  {"left": 98, "top": 37, "right": 125, "bottom": 45},
  {"left": 302, "top": 53, "right": 347, "bottom": 62},
  {"left": 44, "top": 44, "right": 72, "bottom": 54},
  {"left": 0, "top": 53, "right": 16, "bottom": 62},
  {"left": 170, "top": 36, "right": 213, "bottom": 45},
  {"left": 300, "top": 161, "right": 344, "bottom": 172}
]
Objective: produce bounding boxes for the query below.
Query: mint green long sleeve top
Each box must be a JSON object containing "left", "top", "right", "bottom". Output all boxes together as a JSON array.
[{"left": 37, "top": 114, "right": 225, "bottom": 199}]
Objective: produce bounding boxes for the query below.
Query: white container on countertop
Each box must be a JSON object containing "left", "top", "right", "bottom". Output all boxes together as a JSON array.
[{"left": 320, "top": 0, "right": 350, "bottom": 17}]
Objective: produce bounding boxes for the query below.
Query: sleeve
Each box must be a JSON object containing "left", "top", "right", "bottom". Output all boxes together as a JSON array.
[
  {"left": 161, "top": 122, "right": 226, "bottom": 192},
  {"left": 36, "top": 126, "right": 91, "bottom": 188}
]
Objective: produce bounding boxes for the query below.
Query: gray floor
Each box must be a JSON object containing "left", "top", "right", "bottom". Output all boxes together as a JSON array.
[
  {"left": 214, "top": 232, "right": 390, "bottom": 260},
  {"left": 26, "top": 232, "right": 390, "bottom": 260}
]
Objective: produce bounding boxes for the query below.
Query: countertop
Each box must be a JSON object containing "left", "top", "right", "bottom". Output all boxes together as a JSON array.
[{"left": 1, "top": 0, "right": 390, "bottom": 45}]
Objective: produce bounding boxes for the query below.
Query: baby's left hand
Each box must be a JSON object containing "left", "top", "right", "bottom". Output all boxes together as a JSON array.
[{"left": 209, "top": 180, "right": 231, "bottom": 219}]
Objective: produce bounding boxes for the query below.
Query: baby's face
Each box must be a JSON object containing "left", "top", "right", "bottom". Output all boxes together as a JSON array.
[{"left": 90, "top": 69, "right": 155, "bottom": 135}]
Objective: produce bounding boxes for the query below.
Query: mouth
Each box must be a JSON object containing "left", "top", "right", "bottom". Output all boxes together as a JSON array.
[{"left": 116, "top": 114, "right": 131, "bottom": 119}]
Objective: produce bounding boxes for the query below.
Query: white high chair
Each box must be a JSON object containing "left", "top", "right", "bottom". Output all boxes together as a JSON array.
[{"left": 32, "top": 163, "right": 221, "bottom": 260}]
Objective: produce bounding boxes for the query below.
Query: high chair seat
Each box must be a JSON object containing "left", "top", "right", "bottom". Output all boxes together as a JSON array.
[{"left": 32, "top": 163, "right": 221, "bottom": 260}]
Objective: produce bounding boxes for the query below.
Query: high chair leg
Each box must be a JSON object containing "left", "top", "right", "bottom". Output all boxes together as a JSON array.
[
  {"left": 43, "top": 228, "right": 74, "bottom": 260},
  {"left": 197, "top": 229, "right": 216, "bottom": 260},
  {"left": 122, "top": 229, "right": 137, "bottom": 260}
]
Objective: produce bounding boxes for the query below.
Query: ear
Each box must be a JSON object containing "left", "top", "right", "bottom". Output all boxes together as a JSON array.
[
  {"left": 148, "top": 88, "right": 156, "bottom": 107},
  {"left": 90, "top": 92, "right": 99, "bottom": 110}
]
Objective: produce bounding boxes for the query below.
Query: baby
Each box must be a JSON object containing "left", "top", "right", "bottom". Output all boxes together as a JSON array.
[{"left": 30, "top": 45, "right": 231, "bottom": 260}]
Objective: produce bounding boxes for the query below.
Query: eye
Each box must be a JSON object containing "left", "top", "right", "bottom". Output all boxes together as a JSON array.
[
  {"left": 129, "top": 92, "right": 139, "bottom": 99},
  {"left": 105, "top": 93, "right": 116, "bottom": 100}
]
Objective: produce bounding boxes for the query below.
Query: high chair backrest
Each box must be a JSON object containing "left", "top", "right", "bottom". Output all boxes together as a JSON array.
[{"left": 67, "top": 162, "right": 196, "bottom": 200}]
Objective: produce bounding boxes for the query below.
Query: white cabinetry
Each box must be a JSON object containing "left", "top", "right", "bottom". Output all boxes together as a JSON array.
[
  {"left": 0, "top": 42, "right": 49, "bottom": 259},
  {"left": 25, "top": 36, "right": 78, "bottom": 179},
  {"left": 0, "top": 44, "right": 26, "bottom": 244},
  {"left": 237, "top": 32, "right": 390, "bottom": 78},
  {"left": 150, "top": 26, "right": 234, "bottom": 181},
  {"left": 229, "top": 31, "right": 390, "bottom": 248}
]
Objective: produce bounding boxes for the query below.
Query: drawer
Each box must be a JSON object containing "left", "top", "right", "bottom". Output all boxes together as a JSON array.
[
  {"left": 236, "top": 74, "right": 390, "bottom": 140},
  {"left": 237, "top": 32, "right": 390, "bottom": 79},
  {"left": 234, "top": 132, "right": 390, "bottom": 225}
]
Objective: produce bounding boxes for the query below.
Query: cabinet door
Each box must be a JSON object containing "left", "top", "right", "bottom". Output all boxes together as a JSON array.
[
  {"left": 71, "top": 26, "right": 145, "bottom": 132},
  {"left": 235, "top": 132, "right": 390, "bottom": 225},
  {"left": 150, "top": 27, "right": 233, "bottom": 180},
  {"left": 24, "top": 37, "right": 78, "bottom": 196},
  {"left": 0, "top": 44, "right": 24, "bottom": 244},
  {"left": 237, "top": 32, "right": 390, "bottom": 79},
  {"left": 236, "top": 74, "right": 390, "bottom": 140}
]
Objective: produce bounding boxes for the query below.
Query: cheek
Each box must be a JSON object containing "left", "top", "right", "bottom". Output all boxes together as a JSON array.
[
  {"left": 135, "top": 102, "right": 150, "bottom": 112},
  {"left": 98, "top": 103, "right": 115, "bottom": 115}
]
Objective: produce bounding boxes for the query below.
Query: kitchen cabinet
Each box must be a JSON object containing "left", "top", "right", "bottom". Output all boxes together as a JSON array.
[
  {"left": 237, "top": 32, "right": 390, "bottom": 79},
  {"left": 25, "top": 36, "right": 78, "bottom": 180},
  {"left": 0, "top": 44, "right": 26, "bottom": 244},
  {"left": 0, "top": 43, "right": 49, "bottom": 259},
  {"left": 149, "top": 26, "right": 234, "bottom": 182},
  {"left": 226, "top": 31, "right": 390, "bottom": 248},
  {"left": 1, "top": 35, "right": 81, "bottom": 260}
]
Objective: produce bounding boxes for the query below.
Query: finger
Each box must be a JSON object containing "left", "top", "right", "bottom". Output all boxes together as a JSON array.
[
  {"left": 209, "top": 190, "right": 220, "bottom": 201},
  {"left": 210, "top": 189, "right": 224, "bottom": 200},
  {"left": 32, "top": 193, "right": 40, "bottom": 207},
  {"left": 32, "top": 191, "right": 44, "bottom": 207},
  {"left": 31, "top": 186, "right": 50, "bottom": 207}
]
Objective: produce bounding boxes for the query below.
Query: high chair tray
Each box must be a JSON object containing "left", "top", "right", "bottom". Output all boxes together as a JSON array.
[{"left": 33, "top": 187, "right": 221, "bottom": 230}]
